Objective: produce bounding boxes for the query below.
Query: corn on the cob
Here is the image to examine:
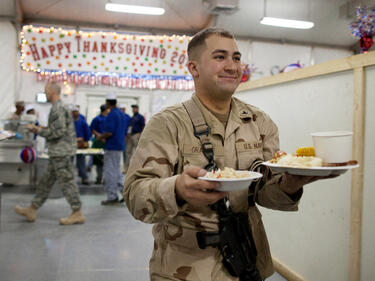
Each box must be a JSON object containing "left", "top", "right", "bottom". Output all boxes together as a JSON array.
[{"left": 296, "top": 147, "right": 315, "bottom": 157}]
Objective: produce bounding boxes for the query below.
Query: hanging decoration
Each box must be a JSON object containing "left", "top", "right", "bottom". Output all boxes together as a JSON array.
[
  {"left": 240, "top": 64, "right": 257, "bottom": 82},
  {"left": 350, "top": 6, "right": 375, "bottom": 53},
  {"left": 20, "top": 25, "right": 194, "bottom": 90},
  {"left": 20, "top": 146, "right": 37, "bottom": 163}
]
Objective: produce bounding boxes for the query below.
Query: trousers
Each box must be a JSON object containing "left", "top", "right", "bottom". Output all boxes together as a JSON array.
[
  {"left": 32, "top": 156, "right": 82, "bottom": 211},
  {"left": 103, "top": 150, "right": 124, "bottom": 200}
]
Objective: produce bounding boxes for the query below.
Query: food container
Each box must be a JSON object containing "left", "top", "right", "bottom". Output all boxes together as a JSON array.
[{"left": 311, "top": 131, "right": 353, "bottom": 164}]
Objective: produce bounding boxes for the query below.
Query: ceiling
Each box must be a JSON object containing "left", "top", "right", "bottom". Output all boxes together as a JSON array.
[{"left": 1, "top": 0, "right": 375, "bottom": 50}]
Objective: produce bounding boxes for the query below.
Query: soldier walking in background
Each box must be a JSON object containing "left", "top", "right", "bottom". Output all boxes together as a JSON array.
[{"left": 14, "top": 82, "right": 85, "bottom": 225}]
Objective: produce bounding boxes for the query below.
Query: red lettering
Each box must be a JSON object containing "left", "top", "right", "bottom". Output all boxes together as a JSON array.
[
  {"left": 28, "top": 44, "right": 40, "bottom": 61},
  {"left": 160, "top": 48, "right": 166, "bottom": 59},
  {"left": 41, "top": 47, "right": 49, "bottom": 59},
  {"left": 151, "top": 47, "right": 159, "bottom": 58},
  {"left": 48, "top": 45, "right": 56, "bottom": 57},
  {"left": 64, "top": 42, "right": 71, "bottom": 53},
  {"left": 139, "top": 45, "right": 146, "bottom": 56},
  {"left": 56, "top": 43, "right": 63, "bottom": 55},
  {"left": 75, "top": 36, "right": 81, "bottom": 52},
  {"left": 134, "top": 44, "right": 137, "bottom": 55},
  {"left": 171, "top": 51, "right": 178, "bottom": 63},
  {"left": 110, "top": 42, "right": 117, "bottom": 53},
  {"left": 92, "top": 41, "right": 98, "bottom": 52},
  {"left": 146, "top": 46, "right": 150, "bottom": 56},
  {"left": 83, "top": 41, "right": 90, "bottom": 52},
  {"left": 101, "top": 42, "right": 107, "bottom": 53},
  {"left": 178, "top": 54, "right": 185, "bottom": 64},
  {"left": 126, "top": 43, "right": 132, "bottom": 54},
  {"left": 118, "top": 43, "right": 124, "bottom": 53}
]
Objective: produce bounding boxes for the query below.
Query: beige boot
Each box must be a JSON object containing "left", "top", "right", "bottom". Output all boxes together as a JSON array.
[
  {"left": 59, "top": 210, "right": 85, "bottom": 225},
  {"left": 14, "top": 205, "right": 37, "bottom": 222}
]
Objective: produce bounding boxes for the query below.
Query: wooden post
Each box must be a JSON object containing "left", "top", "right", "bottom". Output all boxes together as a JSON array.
[
  {"left": 273, "top": 257, "right": 307, "bottom": 281},
  {"left": 348, "top": 67, "right": 366, "bottom": 281}
]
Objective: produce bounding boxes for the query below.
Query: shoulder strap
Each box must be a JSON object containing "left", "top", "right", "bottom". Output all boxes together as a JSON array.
[{"left": 182, "top": 99, "right": 217, "bottom": 171}]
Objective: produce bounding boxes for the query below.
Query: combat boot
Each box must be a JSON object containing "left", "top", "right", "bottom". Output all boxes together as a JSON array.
[
  {"left": 14, "top": 205, "right": 37, "bottom": 222},
  {"left": 59, "top": 210, "right": 85, "bottom": 225}
]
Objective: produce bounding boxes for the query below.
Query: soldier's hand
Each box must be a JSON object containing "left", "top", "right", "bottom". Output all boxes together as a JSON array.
[
  {"left": 175, "top": 166, "right": 228, "bottom": 207},
  {"left": 279, "top": 172, "right": 339, "bottom": 195}
]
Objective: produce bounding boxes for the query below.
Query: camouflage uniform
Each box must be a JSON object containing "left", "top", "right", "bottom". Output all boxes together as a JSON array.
[
  {"left": 31, "top": 100, "right": 81, "bottom": 211},
  {"left": 124, "top": 94, "right": 302, "bottom": 281}
]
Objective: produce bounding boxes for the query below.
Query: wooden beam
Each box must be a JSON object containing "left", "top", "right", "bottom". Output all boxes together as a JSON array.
[
  {"left": 273, "top": 257, "right": 307, "bottom": 281},
  {"left": 236, "top": 51, "right": 375, "bottom": 92},
  {"left": 348, "top": 67, "right": 366, "bottom": 281}
]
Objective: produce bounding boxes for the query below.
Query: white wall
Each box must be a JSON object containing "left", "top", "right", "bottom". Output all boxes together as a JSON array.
[
  {"left": 0, "top": 21, "right": 17, "bottom": 120},
  {"left": 236, "top": 72, "right": 354, "bottom": 281},
  {"left": 362, "top": 65, "right": 375, "bottom": 281}
]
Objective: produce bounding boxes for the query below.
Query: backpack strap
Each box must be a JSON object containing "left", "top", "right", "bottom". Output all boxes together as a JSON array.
[{"left": 182, "top": 98, "right": 217, "bottom": 171}]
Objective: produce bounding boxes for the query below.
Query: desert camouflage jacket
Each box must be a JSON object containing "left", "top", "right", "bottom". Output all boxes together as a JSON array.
[{"left": 124, "top": 94, "right": 302, "bottom": 281}]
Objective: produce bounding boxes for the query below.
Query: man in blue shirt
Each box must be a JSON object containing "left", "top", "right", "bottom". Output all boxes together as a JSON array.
[
  {"left": 98, "top": 93, "right": 130, "bottom": 205},
  {"left": 90, "top": 104, "right": 108, "bottom": 184},
  {"left": 119, "top": 104, "right": 131, "bottom": 169},
  {"left": 72, "top": 106, "right": 91, "bottom": 185},
  {"left": 123, "top": 104, "right": 145, "bottom": 174}
]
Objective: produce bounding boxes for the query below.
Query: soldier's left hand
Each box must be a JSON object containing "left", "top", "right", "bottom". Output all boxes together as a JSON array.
[{"left": 279, "top": 173, "right": 339, "bottom": 195}]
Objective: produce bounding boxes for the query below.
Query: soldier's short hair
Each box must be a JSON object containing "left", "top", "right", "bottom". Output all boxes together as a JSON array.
[
  {"left": 46, "top": 82, "right": 61, "bottom": 95},
  {"left": 187, "top": 28, "right": 235, "bottom": 61}
]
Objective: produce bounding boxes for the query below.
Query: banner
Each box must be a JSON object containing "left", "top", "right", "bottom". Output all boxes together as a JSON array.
[{"left": 20, "top": 25, "right": 194, "bottom": 90}]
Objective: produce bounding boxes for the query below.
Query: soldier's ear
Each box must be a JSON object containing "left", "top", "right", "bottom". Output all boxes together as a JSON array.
[{"left": 187, "top": 60, "right": 199, "bottom": 78}]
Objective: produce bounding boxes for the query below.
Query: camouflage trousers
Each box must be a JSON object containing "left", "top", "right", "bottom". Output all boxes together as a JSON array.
[{"left": 31, "top": 156, "right": 82, "bottom": 211}]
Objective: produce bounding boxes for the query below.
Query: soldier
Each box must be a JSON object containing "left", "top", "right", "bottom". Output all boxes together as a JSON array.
[
  {"left": 14, "top": 82, "right": 85, "bottom": 225},
  {"left": 124, "top": 28, "right": 335, "bottom": 281}
]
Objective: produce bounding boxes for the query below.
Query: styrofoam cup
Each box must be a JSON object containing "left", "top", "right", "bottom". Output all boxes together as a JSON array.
[{"left": 311, "top": 131, "right": 353, "bottom": 163}]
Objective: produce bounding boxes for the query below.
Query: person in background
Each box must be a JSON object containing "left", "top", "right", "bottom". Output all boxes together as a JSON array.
[
  {"left": 123, "top": 28, "right": 335, "bottom": 280},
  {"left": 98, "top": 93, "right": 129, "bottom": 205},
  {"left": 14, "top": 81, "right": 84, "bottom": 225},
  {"left": 72, "top": 106, "right": 91, "bottom": 185},
  {"left": 8, "top": 101, "right": 25, "bottom": 120},
  {"left": 75, "top": 104, "right": 86, "bottom": 121},
  {"left": 119, "top": 104, "right": 131, "bottom": 168},
  {"left": 90, "top": 104, "right": 108, "bottom": 184},
  {"left": 122, "top": 104, "right": 145, "bottom": 174},
  {"left": 25, "top": 105, "right": 40, "bottom": 140}
]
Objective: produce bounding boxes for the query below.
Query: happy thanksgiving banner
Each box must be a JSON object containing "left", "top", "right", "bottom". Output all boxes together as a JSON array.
[{"left": 20, "top": 25, "right": 194, "bottom": 90}]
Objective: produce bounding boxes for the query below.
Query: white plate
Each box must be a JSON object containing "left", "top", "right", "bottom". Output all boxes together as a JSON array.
[
  {"left": 262, "top": 162, "right": 359, "bottom": 176},
  {"left": 198, "top": 171, "right": 263, "bottom": 191}
]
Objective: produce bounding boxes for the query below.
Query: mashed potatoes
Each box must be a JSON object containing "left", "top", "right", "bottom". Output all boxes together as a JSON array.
[
  {"left": 272, "top": 153, "right": 323, "bottom": 168},
  {"left": 206, "top": 167, "right": 250, "bottom": 179}
]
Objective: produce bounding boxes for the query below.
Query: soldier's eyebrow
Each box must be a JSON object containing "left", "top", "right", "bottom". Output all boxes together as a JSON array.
[{"left": 211, "top": 49, "right": 242, "bottom": 57}]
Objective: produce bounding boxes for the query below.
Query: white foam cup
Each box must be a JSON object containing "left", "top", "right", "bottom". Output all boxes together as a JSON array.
[{"left": 311, "top": 131, "right": 353, "bottom": 163}]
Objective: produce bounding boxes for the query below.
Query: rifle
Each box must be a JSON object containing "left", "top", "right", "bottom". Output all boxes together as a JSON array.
[{"left": 196, "top": 198, "right": 263, "bottom": 281}]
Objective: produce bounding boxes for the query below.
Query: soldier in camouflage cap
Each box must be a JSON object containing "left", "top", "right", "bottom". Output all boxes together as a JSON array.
[
  {"left": 124, "top": 28, "right": 330, "bottom": 280},
  {"left": 14, "top": 82, "right": 85, "bottom": 225}
]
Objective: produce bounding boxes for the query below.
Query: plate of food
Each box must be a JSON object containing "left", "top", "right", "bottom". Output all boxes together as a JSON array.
[
  {"left": 198, "top": 167, "right": 263, "bottom": 191},
  {"left": 262, "top": 149, "right": 359, "bottom": 176}
]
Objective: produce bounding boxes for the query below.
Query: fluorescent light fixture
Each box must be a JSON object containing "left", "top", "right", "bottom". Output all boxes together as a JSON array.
[
  {"left": 105, "top": 3, "right": 165, "bottom": 15},
  {"left": 260, "top": 17, "right": 314, "bottom": 29}
]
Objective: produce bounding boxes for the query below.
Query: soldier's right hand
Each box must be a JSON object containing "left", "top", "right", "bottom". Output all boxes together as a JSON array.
[{"left": 175, "top": 166, "right": 228, "bottom": 207}]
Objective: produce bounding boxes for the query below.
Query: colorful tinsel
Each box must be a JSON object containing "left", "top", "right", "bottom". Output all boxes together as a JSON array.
[{"left": 350, "top": 6, "right": 375, "bottom": 52}]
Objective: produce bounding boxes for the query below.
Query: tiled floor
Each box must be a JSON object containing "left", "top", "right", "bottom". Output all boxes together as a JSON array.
[{"left": 0, "top": 184, "right": 286, "bottom": 281}]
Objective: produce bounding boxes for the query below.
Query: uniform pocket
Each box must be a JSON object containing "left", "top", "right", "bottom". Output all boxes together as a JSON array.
[
  {"left": 236, "top": 141, "right": 263, "bottom": 170},
  {"left": 182, "top": 144, "right": 224, "bottom": 170}
]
